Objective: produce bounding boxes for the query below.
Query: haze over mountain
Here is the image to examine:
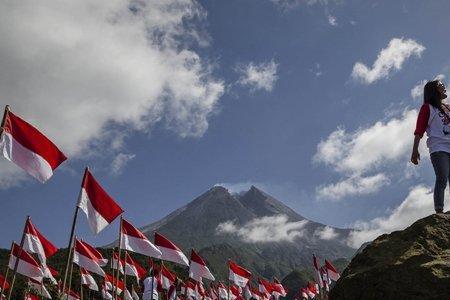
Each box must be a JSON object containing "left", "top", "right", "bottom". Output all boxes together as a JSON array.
[{"left": 111, "top": 185, "right": 355, "bottom": 280}]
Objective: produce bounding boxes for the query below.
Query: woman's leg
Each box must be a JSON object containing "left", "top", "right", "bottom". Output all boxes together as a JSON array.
[{"left": 431, "top": 151, "right": 449, "bottom": 212}]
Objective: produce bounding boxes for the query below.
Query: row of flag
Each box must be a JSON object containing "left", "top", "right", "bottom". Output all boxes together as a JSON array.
[{"left": 0, "top": 106, "right": 341, "bottom": 300}]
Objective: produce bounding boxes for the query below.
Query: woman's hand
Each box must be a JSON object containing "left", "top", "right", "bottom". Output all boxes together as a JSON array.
[{"left": 411, "top": 149, "right": 420, "bottom": 165}]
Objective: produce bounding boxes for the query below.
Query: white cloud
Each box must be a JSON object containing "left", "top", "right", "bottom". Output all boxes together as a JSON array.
[
  {"left": 111, "top": 153, "right": 136, "bottom": 175},
  {"left": 314, "top": 226, "right": 339, "bottom": 240},
  {"left": 216, "top": 214, "right": 308, "bottom": 243},
  {"left": 411, "top": 74, "right": 446, "bottom": 101},
  {"left": 0, "top": 0, "right": 224, "bottom": 188},
  {"left": 351, "top": 38, "right": 425, "bottom": 84},
  {"left": 347, "top": 185, "right": 434, "bottom": 248},
  {"left": 314, "top": 109, "right": 424, "bottom": 200},
  {"left": 316, "top": 174, "right": 390, "bottom": 200},
  {"left": 236, "top": 60, "right": 279, "bottom": 92},
  {"left": 327, "top": 15, "right": 337, "bottom": 26}
]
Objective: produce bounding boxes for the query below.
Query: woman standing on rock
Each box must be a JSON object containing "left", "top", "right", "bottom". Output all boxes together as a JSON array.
[{"left": 411, "top": 80, "right": 448, "bottom": 213}]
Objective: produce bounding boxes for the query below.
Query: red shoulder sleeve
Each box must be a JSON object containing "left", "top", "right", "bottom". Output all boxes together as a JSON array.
[{"left": 414, "top": 104, "right": 430, "bottom": 137}]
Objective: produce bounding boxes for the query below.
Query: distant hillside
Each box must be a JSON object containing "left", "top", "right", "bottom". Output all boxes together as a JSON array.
[{"left": 109, "top": 185, "right": 355, "bottom": 280}]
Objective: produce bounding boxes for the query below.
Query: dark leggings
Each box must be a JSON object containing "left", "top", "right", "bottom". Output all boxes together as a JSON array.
[{"left": 430, "top": 151, "right": 450, "bottom": 212}]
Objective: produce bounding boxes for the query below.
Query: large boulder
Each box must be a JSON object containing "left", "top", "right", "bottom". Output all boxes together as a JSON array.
[{"left": 330, "top": 212, "right": 450, "bottom": 300}]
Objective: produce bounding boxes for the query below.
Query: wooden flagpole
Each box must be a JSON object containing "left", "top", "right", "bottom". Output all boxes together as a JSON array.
[
  {"left": 1, "top": 242, "right": 14, "bottom": 297},
  {"left": 79, "top": 265, "right": 84, "bottom": 300},
  {"left": 67, "top": 235, "right": 77, "bottom": 298},
  {"left": 62, "top": 166, "right": 88, "bottom": 296},
  {"left": 0, "top": 105, "right": 10, "bottom": 139},
  {"left": 123, "top": 250, "right": 129, "bottom": 298},
  {"left": 7, "top": 215, "right": 29, "bottom": 300},
  {"left": 114, "top": 216, "right": 124, "bottom": 300}
]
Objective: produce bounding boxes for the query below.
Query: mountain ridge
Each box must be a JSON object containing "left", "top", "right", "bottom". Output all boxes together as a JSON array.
[{"left": 109, "top": 185, "right": 355, "bottom": 280}]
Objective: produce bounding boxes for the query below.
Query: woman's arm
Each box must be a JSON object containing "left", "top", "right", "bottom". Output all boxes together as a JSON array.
[{"left": 411, "top": 135, "right": 421, "bottom": 165}]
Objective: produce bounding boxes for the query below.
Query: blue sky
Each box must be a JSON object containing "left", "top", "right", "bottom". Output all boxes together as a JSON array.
[{"left": 1, "top": 0, "right": 450, "bottom": 249}]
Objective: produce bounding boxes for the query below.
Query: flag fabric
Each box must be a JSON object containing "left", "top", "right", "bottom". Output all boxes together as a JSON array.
[
  {"left": 160, "top": 264, "right": 176, "bottom": 290},
  {"left": 325, "top": 260, "right": 340, "bottom": 281},
  {"left": 167, "top": 285, "right": 177, "bottom": 300},
  {"left": 320, "top": 267, "right": 330, "bottom": 292},
  {"left": 184, "top": 280, "right": 197, "bottom": 298},
  {"left": 218, "top": 282, "right": 228, "bottom": 300},
  {"left": 8, "top": 243, "right": 44, "bottom": 282},
  {"left": 23, "top": 218, "right": 58, "bottom": 264},
  {"left": 307, "top": 282, "right": 317, "bottom": 298},
  {"left": 111, "top": 251, "right": 125, "bottom": 273},
  {"left": 0, "top": 273, "right": 9, "bottom": 292},
  {"left": 243, "top": 284, "right": 252, "bottom": 300},
  {"left": 102, "top": 283, "right": 113, "bottom": 300},
  {"left": 250, "top": 287, "right": 262, "bottom": 300},
  {"left": 258, "top": 279, "right": 272, "bottom": 296},
  {"left": 28, "top": 278, "right": 51, "bottom": 299},
  {"left": 121, "top": 219, "right": 161, "bottom": 258},
  {"left": 77, "top": 168, "right": 123, "bottom": 234},
  {"left": 0, "top": 109, "right": 67, "bottom": 183},
  {"left": 299, "top": 288, "right": 308, "bottom": 299},
  {"left": 42, "top": 265, "right": 58, "bottom": 285},
  {"left": 312, "top": 255, "right": 323, "bottom": 289},
  {"left": 229, "top": 285, "right": 241, "bottom": 300},
  {"left": 80, "top": 268, "right": 98, "bottom": 291},
  {"left": 105, "top": 273, "right": 124, "bottom": 295},
  {"left": 132, "top": 285, "right": 140, "bottom": 300},
  {"left": 83, "top": 241, "right": 108, "bottom": 267},
  {"left": 272, "top": 278, "right": 286, "bottom": 297},
  {"left": 124, "top": 289, "right": 133, "bottom": 300},
  {"left": 154, "top": 232, "right": 189, "bottom": 266},
  {"left": 228, "top": 261, "right": 251, "bottom": 288},
  {"left": 189, "top": 250, "right": 215, "bottom": 281},
  {"left": 72, "top": 239, "right": 105, "bottom": 276},
  {"left": 125, "top": 252, "right": 147, "bottom": 280}
]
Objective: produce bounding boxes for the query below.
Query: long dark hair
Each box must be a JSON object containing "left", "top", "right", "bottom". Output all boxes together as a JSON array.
[{"left": 424, "top": 80, "right": 442, "bottom": 108}]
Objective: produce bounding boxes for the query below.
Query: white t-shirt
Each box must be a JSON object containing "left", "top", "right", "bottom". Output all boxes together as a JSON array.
[
  {"left": 142, "top": 277, "right": 158, "bottom": 300},
  {"left": 426, "top": 104, "right": 450, "bottom": 153}
]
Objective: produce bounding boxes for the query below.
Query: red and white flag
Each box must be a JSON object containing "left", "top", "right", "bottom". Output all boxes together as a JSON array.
[
  {"left": 250, "top": 287, "right": 262, "bottom": 300},
  {"left": 243, "top": 284, "right": 252, "bottom": 300},
  {"left": 0, "top": 273, "right": 10, "bottom": 292},
  {"left": 121, "top": 219, "right": 161, "bottom": 258},
  {"left": 82, "top": 240, "right": 108, "bottom": 267},
  {"left": 125, "top": 252, "right": 147, "bottom": 280},
  {"left": 218, "top": 282, "right": 228, "bottom": 299},
  {"left": 42, "top": 265, "right": 58, "bottom": 285},
  {"left": 312, "top": 255, "right": 323, "bottom": 289},
  {"left": 229, "top": 285, "right": 241, "bottom": 300},
  {"left": 77, "top": 168, "right": 123, "bottom": 234},
  {"left": 320, "top": 267, "right": 330, "bottom": 292},
  {"left": 189, "top": 250, "right": 215, "bottom": 281},
  {"left": 271, "top": 279, "right": 286, "bottom": 298},
  {"left": 154, "top": 232, "right": 189, "bottom": 266},
  {"left": 306, "top": 282, "right": 317, "bottom": 298},
  {"left": 28, "top": 278, "right": 51, "bottom": 299},
  {"left": 184, "top": 280, "right": 197, "bottom": 298},
  {"left": 105, "top": 273, "right": 124, "bottom": 295},
  {"left": 80, "top": 268, "right": 98, "bottom": 291},
  {"left": 299, "top": 288, "right": 308, "bottom": 299},
  {"left": 0, "top": 109, "right": 67, "bottom": 183},
  {"left": 160, "top": 264, "right": 176, "bottom": 290},
  {"left": 325, "top": 260, "right": 340, "bottom": 281},
  {"left": 23, "top": 218, "right": 58, "bottom": 264},
  {"left": 72, "top": 239, "right": 105, "bottom": 276},
  {"left": 229, "top": 261, "right": 251, "bottom": 288},
  {"left": 167, "top": 285, "right": 177, "bottom": 300},
  {"left": 8, "top": 243, "right": 44, "bottom": 282},
  {"left": 101, "top": 283, "right": 113, "bottom": 300},
  {"left": 111, "top": 251, "right": 124, "bottom": 273},
  {"left": 258, "top": 279, "right": 272, "bottom": 296}
]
